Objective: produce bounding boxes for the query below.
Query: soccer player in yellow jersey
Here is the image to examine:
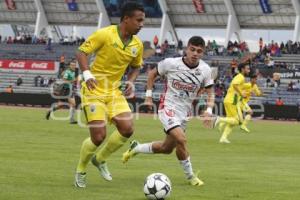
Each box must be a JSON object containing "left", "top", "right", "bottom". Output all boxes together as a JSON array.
[
  {"left": 239, "top": 73, "right": 262, "bottom": 133},
  {"left": 215, "top": 63, "right": 250, "bottom": 143},
  {"left": 74, "top": 2, "right": 145, "bottom": 188}
]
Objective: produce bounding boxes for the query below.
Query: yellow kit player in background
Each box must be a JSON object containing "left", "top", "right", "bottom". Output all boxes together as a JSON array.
[
  {"left": 215, "top": 63, "right": 250, "bottom": 143},
  {"left": 239, "top": 73, "right": 262, "bottom": 133},
  {"left": 74, "top": 2, "right": 145, "bottom": 188}
]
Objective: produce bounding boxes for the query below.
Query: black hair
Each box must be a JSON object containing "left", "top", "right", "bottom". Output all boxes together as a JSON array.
[
  {"left": 187, "top": 36, "right": 205, "bottom": 48},
  {"left": 249, "top": 69, "right": 257, "bottom": 78},
  {"left": 238, "top": 63, "right": 249, "bottom": 72},
  {"left": 120, "top": 1, "right": 144, "bottom": 21}
]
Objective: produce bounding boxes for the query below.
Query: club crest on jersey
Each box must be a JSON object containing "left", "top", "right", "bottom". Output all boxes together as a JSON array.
[
  {"left": 90, "top": 104, "right": 96, "bottom": 113},
  {"left": 131, "top": 47, "right": 137, "bottom": 56},
  {"left": 172, "top": 80, "right": 197, "bottom": 92},
  {"left": 113, "top": 42, "right": 118, "bottom": 48},
  {"left": 195, "top": 69, "right": 201, "bottom": 75}
]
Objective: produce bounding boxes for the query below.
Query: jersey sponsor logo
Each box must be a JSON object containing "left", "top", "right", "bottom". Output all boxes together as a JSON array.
[
  {"left": 165, "top": 109, "right": 175, "bottom": 117},
  {"left": 172, "top": 79, "right": 197, "bottom": 92},
  {"left": 131, "top": 47, "right": 137, "bottom": 56},
  {"left": 113, "top": 42, "right": 118, "bottom": 48}
]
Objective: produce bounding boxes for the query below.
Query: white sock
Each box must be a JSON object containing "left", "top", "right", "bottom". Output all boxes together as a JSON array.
[
  {"left": 70, "top": 107, "right": 76, "bottom": 122},
  {"left": 134, "top": 143, "right": 153, "bottom": 154},
  {"left": 179, "top": 157, "right": 194, "bottom": 179}
]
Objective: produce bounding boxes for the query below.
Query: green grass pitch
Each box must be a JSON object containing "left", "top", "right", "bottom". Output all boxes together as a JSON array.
[{"left": 0, "top": 106, "right": 300, "bottom": 200}]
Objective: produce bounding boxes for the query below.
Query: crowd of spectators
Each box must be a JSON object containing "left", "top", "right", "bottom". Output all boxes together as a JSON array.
[
  {"left": 34, "top": 75, "right": 55, "bottom": 87},
  {"left": 287, "top": 80, "right": 300, "bottom": 91},
  {"left": 0, "top": 34, "right": 85, "bottom": 46},
  {"left": 259, "top": 38, "right": 300, "bottom": 57}
]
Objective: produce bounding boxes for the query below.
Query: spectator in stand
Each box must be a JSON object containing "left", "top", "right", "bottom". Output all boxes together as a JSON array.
[
  {"left": 259, "top": 37, "right": 263, "bottom": 52},
  {"left": 155, "top": 45, "right": 162, "bottom": 56},
  {"left": 287, "top": 81, "right": 294, "bottom": 91},
  {"left": 5, "top": 85, "right": 13, "bottom": 93},
  {"left": 34, "top": 75, "right": 42, "bottom": 87},
  {"left": 295, "top": 80, "right": 300, "bottom": 91},
  {"left": 43, "top": 77, "right": 49, "bottom": 87},
  {"left": 16, "top": 75, "right": 23, "bottom": 86},
  {"left": 45, "top": 37, "right": 52, "bottom": 51},
  {"left": 58, "top": 54, "right": 66, "bottom": 78},
  {"left": 212, "top": 40, "right": 218, "bottom": 54},
  {"left": 230, "top": 58, "right": 238, "bottom": 76},
  {"left": 153, "top": 35, "right": 158, "bottom": 48},
  {"left": 40, "top": 76, "right": 45, "bottom": 87},
  {"left": 0, "top": 34, "right": 2, "bottom": 43},
  {"left": 177, "top": 39, "right": 183, "bottom": 50},
  {"left": 264, "top": 53, "right": 274, "bottom": 68},
  {"left": 275, "top": 97, "right": 284, "bottom": 106},
  {"left": 266, "top": 76, "right": 271, "bottom": 87}
]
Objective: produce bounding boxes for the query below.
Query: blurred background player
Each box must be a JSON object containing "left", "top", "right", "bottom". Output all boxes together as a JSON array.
[
  {"left": 74, "top": 2, "right": 145, "bottom": 188},
  {"left": 46, "top": 59, "right": 77, "bottom": 124},
  {"left": 239, "top": 73, "right": 262, "bottom": 133},
  {"left": 215, "top": 63, "right": 250, "bottom": 143},
  {"left": 122, "top": 36, "right": 215, "bottom": 187}
]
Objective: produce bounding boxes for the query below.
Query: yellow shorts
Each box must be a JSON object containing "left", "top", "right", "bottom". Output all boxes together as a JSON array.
[
  {"left": 224, "top": 101, "right": 243, "bottom": 122},
  {"left": 81, "top": 85, "right": 131, "bottom": 122}
]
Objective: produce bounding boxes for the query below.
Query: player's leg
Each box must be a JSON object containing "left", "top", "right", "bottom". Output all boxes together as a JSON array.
[
  {"left": 219, "top": 124, "right": 234, "bottom": 143},
  {"left": 122, "top": 129, "right": 177, "bottom": 163},
  {"left": 122, "top": 108, "right": 179, "bottom": 162},
  {"left": 240, "top": 103, "right": 252, "bottom": 133},
  {"left": 46, "top": 100, "right": 63, "bottom": 120},
  {"left": 75, "top": 120, "right": 106, "bottom": 187},
  {"left": 93, "top": 95, "right": 132, "bottom": 179},
  {"left": 168, "top": 127, "right": 204, "bottom": 186},
  {"left": 75, "top": 97, "right": 108, "bottom": 187},
  {"left": 94, "top": 94, "right": 132, "bottom": 162},
  {"left": 68, "top": 97, "right": 77, "bottom": 124},
  {"left": 219, "top": 103, "right": 239, "bottom": 143}
]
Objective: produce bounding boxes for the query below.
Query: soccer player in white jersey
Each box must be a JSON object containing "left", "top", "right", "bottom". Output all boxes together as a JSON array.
[{"left": 122, "top": 36, "right": 215, "bottom": 186}]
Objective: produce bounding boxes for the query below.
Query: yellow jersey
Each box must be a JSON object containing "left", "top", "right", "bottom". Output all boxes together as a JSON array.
[
  {"left": 242, "top": 83, "right": 262, "bottom": 103},
  {"left": 79, "top": 25, "right": 143, "bottom": 93},
  {"left": 224, "top": 73, "right": 245, "bottom": 105}
]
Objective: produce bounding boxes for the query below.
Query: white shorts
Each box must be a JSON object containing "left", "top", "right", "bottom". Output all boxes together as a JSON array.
[{"left": 158, "top": 107, "right": 189, "bottom": 134}]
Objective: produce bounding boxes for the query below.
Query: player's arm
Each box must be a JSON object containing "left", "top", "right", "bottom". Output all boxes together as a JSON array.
[
  {"left": 232, "top": 78, "right": 246, "bottom": 98},
  {"left": 204, "top": 85, "right": 215, "bottom": 114},
  {"left": 202, "top": 68, "right": 215, "bottom": 128},
  {"left": 76, "top": 51, "right": 97, "bottom": 90},
  {"left": 124, "top": 67, "right": 141, "bottom": 97},
  {"left": 144, "top": 67, "right": 159, "bottom": 106},
  {"left": 76, "top": 30, "right": 105, "bottom": 90},
  {"left": 254, "top": 84, "right": 263, "bottom": 96}
]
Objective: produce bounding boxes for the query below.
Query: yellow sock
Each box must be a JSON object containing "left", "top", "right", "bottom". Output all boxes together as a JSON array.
[
  {"left": 96, "top": 130, "right": 128, "bottom": 163},
  {"left": 219, "top": 117, "right": 239, "bottom": 126},
  {"left": 242, "top": 114, "right": 251, "bottom": 127},
  {"left": 76, "top": 137, "right": 98, "bottom": 173},
  {"left": 221, "top": 124, "right": 233, "bottom": 139}
]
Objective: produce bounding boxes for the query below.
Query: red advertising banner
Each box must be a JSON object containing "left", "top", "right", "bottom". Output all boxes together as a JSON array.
[{"left": 0, "top": 60, "right": 55, "bottom": 71}]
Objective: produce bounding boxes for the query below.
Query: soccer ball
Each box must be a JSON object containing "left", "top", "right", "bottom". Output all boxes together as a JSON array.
[{"left": 143, "top": 173, "right": 172, "bottom": 200}]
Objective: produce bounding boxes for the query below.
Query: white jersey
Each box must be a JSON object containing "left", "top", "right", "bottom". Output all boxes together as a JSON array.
[{"left": 157, "top": 57, "right": 213, "bottom": 115}]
